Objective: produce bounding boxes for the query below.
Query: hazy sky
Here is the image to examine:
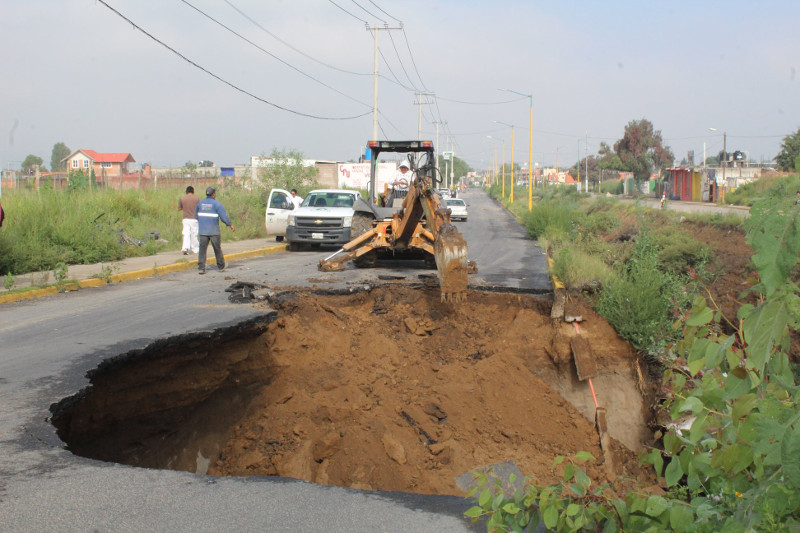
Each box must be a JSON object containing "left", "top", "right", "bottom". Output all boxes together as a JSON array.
[{"left": 3, "top": 0, "right": 799, "bottom": 171}]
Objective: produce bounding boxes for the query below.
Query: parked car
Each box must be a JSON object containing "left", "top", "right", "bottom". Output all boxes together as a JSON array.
[
  {"left": 445, "top": 198, "right": 468, "bottom": 221},
  {"left": 437, "top": 188, "right": 451, "bottom": 199}
]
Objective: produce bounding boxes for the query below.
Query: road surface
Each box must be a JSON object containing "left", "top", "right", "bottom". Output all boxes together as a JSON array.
[{"left": 0, "top": 189, "right": 549, "bottom": 532}]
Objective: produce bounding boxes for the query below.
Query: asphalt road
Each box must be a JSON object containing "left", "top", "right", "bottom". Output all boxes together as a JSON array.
[{"left": 0, "top": 189, "right": 550, "bottom": 532}]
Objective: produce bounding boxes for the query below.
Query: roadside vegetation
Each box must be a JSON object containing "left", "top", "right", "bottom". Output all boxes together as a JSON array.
[
  {"left": 472, "top": 180, "right": 800, "bottom": 531},
  {"left": 0, "top": 186, "right": 272, "bottom": 277}
]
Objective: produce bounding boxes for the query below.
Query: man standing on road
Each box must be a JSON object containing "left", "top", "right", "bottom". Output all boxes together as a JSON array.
[
  {"left": 178, "top": 186, "right": 200, "bottom": 255},
  {"left": 290, "top": 188, "right": 303, "bottom": 208},
  {"left": 195, "top": 186, "right": 235, "bottom": 274}
]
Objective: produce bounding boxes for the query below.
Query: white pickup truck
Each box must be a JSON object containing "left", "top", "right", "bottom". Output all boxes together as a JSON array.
[{"left": 265, "top": 188, "right": 369, "bottom": 251}]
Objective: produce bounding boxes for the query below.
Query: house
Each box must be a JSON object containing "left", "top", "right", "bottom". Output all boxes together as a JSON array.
[{"left": 63, "top": 149, "right": 136, "bottom": 183}]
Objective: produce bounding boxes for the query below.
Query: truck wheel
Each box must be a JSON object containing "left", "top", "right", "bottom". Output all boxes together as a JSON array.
[
  {"left": 288, "top": 242, "right": 301, "bottom": 251},
  {"left": 351, "top": 212, "right": 375, "bottom": 239}
]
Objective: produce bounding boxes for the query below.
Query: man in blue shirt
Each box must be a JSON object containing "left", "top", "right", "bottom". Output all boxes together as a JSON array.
[{"left": 195, "top": 186, "right": 235, "bottom": 274}]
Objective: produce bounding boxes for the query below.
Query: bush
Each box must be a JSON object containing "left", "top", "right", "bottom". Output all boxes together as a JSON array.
[
  {"left": 523, "top": 200, "right": 577, "bottom": 240},
  {"left": 596, "top": 233, "right": 692, "bottom": 351},
  {"left": 552, "top": 246, "right": 615, "bottom": 289}
]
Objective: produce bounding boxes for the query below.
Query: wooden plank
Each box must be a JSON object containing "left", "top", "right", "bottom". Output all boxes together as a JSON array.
[{"left": 570, "top": 335, "right": 597, "bottom": 381}]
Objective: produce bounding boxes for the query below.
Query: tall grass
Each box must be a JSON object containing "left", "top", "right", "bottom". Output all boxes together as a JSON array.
[{"left": 0, "top": 187, "right": 268, "bottom": 275}]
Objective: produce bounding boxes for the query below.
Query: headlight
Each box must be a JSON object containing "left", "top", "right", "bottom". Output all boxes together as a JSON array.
[
  {"left": 342, "top": 216, "right": 353, "bottom": 228},
  {"left": 287, "top": 215, "right": 296, "bottom": 227}
]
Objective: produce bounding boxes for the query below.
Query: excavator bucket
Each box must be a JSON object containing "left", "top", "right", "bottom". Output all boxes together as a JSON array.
[{"left": 434, "top": 224, "right": 469, "bottom": 302}]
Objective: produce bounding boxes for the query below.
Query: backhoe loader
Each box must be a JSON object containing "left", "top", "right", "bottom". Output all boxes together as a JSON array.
[{"left": 318, "top": 140, "right": 473, "bottom": 302}]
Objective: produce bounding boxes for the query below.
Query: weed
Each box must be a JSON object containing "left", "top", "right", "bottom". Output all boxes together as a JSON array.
[
  {"left": 53, "top": 262, "right": 69, "bottom": 284},
  {"left": 3, "top": 271, "right": 17, "bottom": 290},
  {"left": 92, "top": 264, "right": 120, "bottom": 284}
]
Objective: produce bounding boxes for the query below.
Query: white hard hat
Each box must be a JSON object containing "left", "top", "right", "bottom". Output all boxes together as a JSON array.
[{"left": 399, "top": 160, "right": 410, "bottom": 169}]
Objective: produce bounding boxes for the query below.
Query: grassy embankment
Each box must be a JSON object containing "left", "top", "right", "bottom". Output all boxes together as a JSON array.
[
  {"left": 487, "top": 182, "right": 753, "bottom": 361},
  {"left": 0, "top": 186, "right": 271, "bottom": 280}
]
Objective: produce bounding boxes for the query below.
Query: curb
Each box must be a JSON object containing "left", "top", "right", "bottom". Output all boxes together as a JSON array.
[{"left": 0, "top": 245, "right": 287, "bottom": 305}]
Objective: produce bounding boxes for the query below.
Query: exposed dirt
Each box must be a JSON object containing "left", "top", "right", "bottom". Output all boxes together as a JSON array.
[
  {"left": 52, "top": 285, "right": 656, "bottom": 497},
  {"left": 206, "top": 286, "right": 654, "bottom": 495}
]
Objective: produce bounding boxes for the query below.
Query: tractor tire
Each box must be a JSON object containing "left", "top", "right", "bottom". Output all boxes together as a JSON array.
[
  {"left": 351, "top": 212, "right": 375, "bottom": 239},
  {"left": 424, "top": 253, "right": 437, "bottom": 269}
]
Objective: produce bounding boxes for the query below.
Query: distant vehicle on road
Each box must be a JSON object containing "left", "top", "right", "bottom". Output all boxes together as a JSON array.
[
  {"left": 445, "top": 198, "right": 468, "bottom": 221},
  {"left": 437, "top": 188, "right": 451, "bottom": 199}
]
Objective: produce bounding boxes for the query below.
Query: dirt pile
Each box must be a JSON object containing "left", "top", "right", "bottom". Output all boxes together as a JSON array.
[{"left": 208, "top": 286, "right": 653, "bottom": 495}]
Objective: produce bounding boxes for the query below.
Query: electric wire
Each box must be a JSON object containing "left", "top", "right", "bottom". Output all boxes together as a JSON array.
[
  {"left": 387, "top": 30, "right": 420, "bottom": 91},
  {"left": 350, "top": 0, "right": 386, "bottom": 23},
  {"left": 366, "top": 0, "right": 401, "bottom": 23},
  {"left": 96, "top": 0, "right": 369, "bottom": 120},
  {"left": 223, "top": 0, "right": 371, "bottom": 76},
  {"left": 400, "top": 27, "right": 429, "bottom": 93},
  {"left": 328, "top": 0, "right": 369, "bottom": 24},
  {"left": 178, "top": 0, "right": 371, "bottom": 109}
]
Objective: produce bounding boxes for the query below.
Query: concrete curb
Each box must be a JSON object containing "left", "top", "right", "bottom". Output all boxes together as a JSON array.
[{"left": 0, "top": 245, "right": 287, "bottom": 305}]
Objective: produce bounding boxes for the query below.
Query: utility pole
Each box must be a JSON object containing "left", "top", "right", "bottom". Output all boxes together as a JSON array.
[
  {"left": 414, "top": 92, "right": 434, "bottom": 141},
  {"left": 367, "top": 24, "right": 402, "bottom": 140},
  {"left": 585, "top": 131, "right": 588, "bottom": 193},
  {"left": 433, "top": 120, "right": 445, "bottom": 181},
  {"left": 721, "top": 132, "right": 727, "bottom": 203}
]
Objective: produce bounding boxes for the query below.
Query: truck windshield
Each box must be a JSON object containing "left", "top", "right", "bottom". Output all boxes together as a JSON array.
[{"left": 302, "top": 193, "right": 355, "bottom": 208}]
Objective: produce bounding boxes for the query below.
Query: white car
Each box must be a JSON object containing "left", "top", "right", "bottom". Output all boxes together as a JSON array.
[{"left": 445, "top": 198, "right": 468, "bottom": 221}]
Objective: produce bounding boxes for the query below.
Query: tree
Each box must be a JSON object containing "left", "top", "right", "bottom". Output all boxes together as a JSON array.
[
  {"left": 21, "top": 154, "right": 44, "bottom": 174},
  {"left": 183, "top": 161, "right": 197, "bottom": 178},
  {"left": 613, "top": 119, "right": 674, "bottom": 184},
  {"left": 596, "top": 141, "right": 624, "bottom": 171},
  {"left": 50, "top": 142, "right": 71, "bottom": 171},
  {"left": 437, "top": 154, "right": 471, "bottom": 186},
  {"left": 775, "top": 127, "right": 800, "bottom": 171},
  {"left": 255, "top": 149, "right": 319, "bottom": 193}
]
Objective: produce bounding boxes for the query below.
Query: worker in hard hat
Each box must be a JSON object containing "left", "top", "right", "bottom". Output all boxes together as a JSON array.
[{"left": 387, "top": 160, "right": 411, "bottom": 207}]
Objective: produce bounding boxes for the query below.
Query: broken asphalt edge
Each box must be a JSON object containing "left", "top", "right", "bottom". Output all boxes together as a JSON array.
[{"left": 0, "top": 244, "right": 288, "bottom": 306}]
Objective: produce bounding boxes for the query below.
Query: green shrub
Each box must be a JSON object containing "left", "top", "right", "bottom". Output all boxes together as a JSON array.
[
  {"left": 552, "top": 246, "right": 615, "bottom": 289},
  {"left": 651, "top": 228, "right": 712, "bottom": 274},
  {"left": 596, "top": 233, "right": 692, "bottom": 351},
  {"left": 523, "top": 200, "right": 576, "bottom": 240}
]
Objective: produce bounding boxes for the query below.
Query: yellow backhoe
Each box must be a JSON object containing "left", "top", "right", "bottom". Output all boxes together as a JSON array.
[{"left": 318, "top": 140, "right": 473, "bottom": 302}]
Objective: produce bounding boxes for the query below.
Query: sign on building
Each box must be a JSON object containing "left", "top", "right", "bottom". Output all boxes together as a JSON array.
[{"left": 337, "top": 162, "right": 396, "bottom": 190}]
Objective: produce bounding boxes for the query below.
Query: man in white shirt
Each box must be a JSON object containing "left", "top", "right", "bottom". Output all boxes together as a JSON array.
[
  {"left": 387, "top": 161, "right": 411, "bottom": 206},
  {"left": 290, "top": 189, "right": 303, "bottom": 208}
]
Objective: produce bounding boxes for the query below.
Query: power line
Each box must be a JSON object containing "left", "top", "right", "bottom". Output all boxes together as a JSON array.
[
  {"left": 328, "top": 0, "right": 368, "bottom": 24},
  {"left": 367, "top": 0, "right": 401, "bottom": 23},
  {"left": 387, "top": 30, "right": 419, "bottom": 91},
  {"left": 400, "top": 28, "right": 429, "bottom": 93},
  {"left": 350, "top": 0, "right": 386, "bottom": 23},
  {"left": 178, "top": 0, "right": 370, "bottom": 109},
  {"left": 96, "top": 0, "right": 369, "bottom": 121},
  {"left": 223, "top": 0, "right": 371, "bottom": 76}
]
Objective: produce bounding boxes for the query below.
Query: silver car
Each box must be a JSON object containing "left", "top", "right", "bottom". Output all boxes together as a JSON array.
[{"left": 445, "top": 198, "right": 468, "bottom": 221}]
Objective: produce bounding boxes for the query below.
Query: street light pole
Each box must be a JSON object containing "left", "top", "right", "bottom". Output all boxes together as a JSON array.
[
  {"left": 495, "top": 121, "right": 515, "bottom": 202},
  {"left": 500, "top": 89, "right": 534, "bottom": 209}
]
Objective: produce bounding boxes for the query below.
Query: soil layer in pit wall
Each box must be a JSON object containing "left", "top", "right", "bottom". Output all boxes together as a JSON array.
[{"left": 210, "top": 285, "right": 654, "bottom": 496}]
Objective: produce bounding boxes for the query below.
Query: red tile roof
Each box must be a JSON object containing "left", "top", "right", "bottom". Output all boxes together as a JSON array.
[{"left": 79, "top": 150, "right": 136, "bottom": 163}]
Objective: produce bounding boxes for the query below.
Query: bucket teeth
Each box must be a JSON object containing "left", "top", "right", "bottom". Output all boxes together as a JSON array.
[{"left": 434, "top": 224, "right": 469, "bottom": 302}]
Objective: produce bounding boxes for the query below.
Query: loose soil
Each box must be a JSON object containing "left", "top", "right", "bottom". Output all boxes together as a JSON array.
[
  {"left": 53, "top": 285, "right": 655, "bottom": 497},
  {"left": 209, "top": 287, "right": 653, "bottom": 495}
]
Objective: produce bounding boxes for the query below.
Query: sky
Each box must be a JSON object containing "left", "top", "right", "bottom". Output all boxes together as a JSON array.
[{"left": 3, "top": 0, "right": 799, "bottom": 172}]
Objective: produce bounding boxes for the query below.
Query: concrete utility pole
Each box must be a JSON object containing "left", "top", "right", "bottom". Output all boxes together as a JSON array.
[
  {"left": 367, "top": 24, "right": 402, "bottom": 140},
  {"left": 414, "top": 92, "right": 434, "bottom": 140}
]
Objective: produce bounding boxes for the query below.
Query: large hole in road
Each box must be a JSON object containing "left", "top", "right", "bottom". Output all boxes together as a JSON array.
[{"left": 51, "top": 285, "right": 655, "bottom": 496}]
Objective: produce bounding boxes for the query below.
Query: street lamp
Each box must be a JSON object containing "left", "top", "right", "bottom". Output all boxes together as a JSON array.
[
  {"left": 486, "top": 137, "right": 500, "bottom": 186},
  {"left": 500, "top": 88, "right": 534, "bottom": 210},
  {"left": 709, "top": 128, "right": 727, "bottom": 202},
  {"left": 494, "top": 121, "right": 514, "bottom": 202}
]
